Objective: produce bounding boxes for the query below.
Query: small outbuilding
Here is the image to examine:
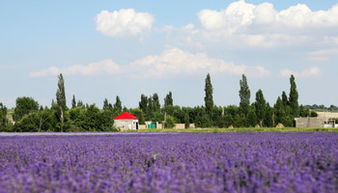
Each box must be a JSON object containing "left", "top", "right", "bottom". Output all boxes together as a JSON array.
[{"left": 114, "top": 112, "right": 139, "bottom": 131}]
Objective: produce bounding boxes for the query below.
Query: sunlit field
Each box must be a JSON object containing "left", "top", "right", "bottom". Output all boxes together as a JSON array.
[{"left": 0, "top": 133, "right": 337, "bottom": 193}]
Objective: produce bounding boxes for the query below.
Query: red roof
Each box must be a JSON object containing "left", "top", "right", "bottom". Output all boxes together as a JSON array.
[{"left": 114, "top": 112, "right": 138, "bottom": 120}]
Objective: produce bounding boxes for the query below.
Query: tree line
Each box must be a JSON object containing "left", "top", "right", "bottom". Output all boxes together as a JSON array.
[{"left": 0, "top": 73, "right": 317, "bottom": 132}]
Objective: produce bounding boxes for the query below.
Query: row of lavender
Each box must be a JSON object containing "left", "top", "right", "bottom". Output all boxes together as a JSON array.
[{"left": 0, "top": 133, "right": 337, "bottom": 193}]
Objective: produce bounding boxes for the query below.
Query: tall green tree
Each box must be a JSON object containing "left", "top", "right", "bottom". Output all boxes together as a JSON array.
[
  {"left": 164, "top": 91, "right": 173, "bottom": 107},
  {"left": 13, "top": 97, "right": 39, "bottom": 122},
  {"left": 247, "top": 105, "right": 257, "bottom": 127},
  {"left": 289, "top": 75, "right": 299, "bottom": 117},
  {"left": 204, "top": 73, "right": 214, "bottom": 115},
  {"left": 139, "top": 94, "right": 148, "bottom": 114},
  {"left": 152, "top": 93, "right": 160, "bottom": 112},
  {"left": 72, "top": 95, "right": 76, "bottom": 109},
  {"left": 0, "top": 103, "right": 9, "bottom": 131},
  {"left": 274, "top": 97, "right": 287, "bottom": 126},
  {"left": 56, "top": 73, "right": 67, "bottom": 132},
  {"left": 264, "top": 103, "right": 274, "bottom": 127},
  {"left": 114, "top": 96, "right": 122, "bottom": 113},
  {"left": 281, "top": 91, "right": 288, "bottom": 106},
  {"left": 239, "top": 74, "right": 251, "bottom": 116},
  {"left": 103, "top": 98, "right": 110, "bottom": 110},
  {"left": 147, "top": 97, "right": 154, "bottom": 120},
  {"left": 254, "top": 89, "right": 266, "bottom": 127}
]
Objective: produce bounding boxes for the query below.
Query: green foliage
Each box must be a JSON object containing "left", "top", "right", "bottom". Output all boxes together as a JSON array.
[
  {"left": 77, "top": 100, "right": 84, "bottom": 107},
  {"left": 184, "top": 111, "right": 190, "bottom": 128},
  {"left": 152, "top": 93, "right": 161, "bottom": 112},
  {"left": 281, "top": 91, "right": 288, "bottom": 106},
  {"left": 56, "top": 73, "right": 67, "bottom": 132},
  {"left": 289, "top": 75, "right": 299, "bottom": 117},
  {"left": 195, "top": 111, "right": 211, "bottom": 128},
  {"left": 130, "top": 108, "right": 145, "bottom": 124},
  {"left": 114, "top": 96, "right": 122, "bottom": 114},
  {"left": 164, "top": 115, "right": 175, "bottom": 128},
  {"left": 3, "top": 73, "right": 320, "bottom": 132},
  {"left": 164, "top": 91, "right": 173, "bottom": 107},
  {"left": 0, "top": 103, "right": 9, "bottom": 131},
  {"left": 254, "top": 89, "right": 266, "bottom": 126},
  {"left": 263, "top": 103, "right": 274, "bottom": 127},
  {"left": 72, "top": 95, "right": 76, "bottom": 109},
  {"left": 239, "top": 74, "right": 251, "bottom": 116},
  {"left": 274, "top": 97, "right": 286, "bottom": 126},
  {"left": 247, "top": 105, "right": 257, "bottom": 127},
  {"left": 274, "top": 97, "right": 294, "bottom": 127},
  {"left": 310, "top": 111, "right": 318, "bottom": 117},
  {"left": 139, "top": 94, "right": 148, "bottom": 113},
  {"left": 151, "top": 112, "right": 163, "bottom": 122},
  {"left": 56, "top": 74, "right": 67, "bottom": 110},
  {"left": 14, "top": 108, "right": 56, "bottom": 132},
  {"left": 103, "top": 98, "right": 111, "bottom": 110},
  {"left": 13, "top": 97, "right": 39, "bottom": 122},
  {"left": 68, "top": 105, "right": 114, "bottom": 132},
  {"left": 204, "top": 73, "right": 214, "bottom": 115}
]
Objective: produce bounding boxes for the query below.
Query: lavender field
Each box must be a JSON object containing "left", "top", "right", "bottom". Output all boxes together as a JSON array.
[{"left": 0, "top": 133, "right": 337, "bottom": 193}]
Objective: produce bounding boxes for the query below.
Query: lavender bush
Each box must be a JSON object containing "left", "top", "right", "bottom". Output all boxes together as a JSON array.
[{"left": 0, "top": 133, "right": 337, "bottom": 193}]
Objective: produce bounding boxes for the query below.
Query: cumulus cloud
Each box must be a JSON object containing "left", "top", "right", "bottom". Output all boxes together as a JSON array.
[
  {"left": 96, "top": 9, "right": 154, "bottom": 37},
  {"left": 30, "top": 59, "right": 121, "bottom": 77},
  {"left": 186, "top": 0, "right": 338, "bottom": 47},
  {"left": 280, "top": 67, "right": 320, "bottom": 78},
  {"left": 31, "top": 48, "right": 270, "bottom": 78},
  {"left": 130, "top": 48, "right": 270, "bottom": 77},
  {"left": 198, "top": 0, "right": 338, "bottom": 32}
]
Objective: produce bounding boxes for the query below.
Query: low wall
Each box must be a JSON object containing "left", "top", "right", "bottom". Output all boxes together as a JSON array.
[
  {"left": 139, "top": 123, "right": 195, "bottom": 129},
  {"left": 295, "top": 117, "right": 325, "bottom": 128}
]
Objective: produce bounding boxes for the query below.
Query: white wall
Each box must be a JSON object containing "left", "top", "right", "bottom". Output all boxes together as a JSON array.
[{"left": 114, "top": 119, "right": 138, "bottom": 131}]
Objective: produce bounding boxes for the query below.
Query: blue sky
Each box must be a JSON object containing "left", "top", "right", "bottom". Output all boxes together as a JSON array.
[{"left": 1, "top": 0, "right": 338, "bottom": 108}]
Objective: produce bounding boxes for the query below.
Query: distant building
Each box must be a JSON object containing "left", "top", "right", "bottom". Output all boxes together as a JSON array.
[
  {"left": 295, "top": 112, "right": 338, "bottom": 128},
  {"left": 113, "top": 112, "right": 139, "bottom": 131}
]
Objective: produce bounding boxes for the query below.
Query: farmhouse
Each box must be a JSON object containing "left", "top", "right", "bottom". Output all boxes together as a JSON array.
[
  {"left": 113, "top": 112, "right": 139, "bottom": 131},
  {"left": 295, "top": 112, "right": 338, "bottom": 128}
]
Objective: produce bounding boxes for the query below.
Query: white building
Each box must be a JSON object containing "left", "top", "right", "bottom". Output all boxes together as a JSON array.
[{"left": 113, "top": 112, "right": 139, "bottom": 131}]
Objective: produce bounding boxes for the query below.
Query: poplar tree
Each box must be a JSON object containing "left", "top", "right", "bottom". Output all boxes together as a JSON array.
[
  {"left": 72, "top": 95, "right": 76, "bottom": 109},
  {"left": 56, "top": 73, "right": 66, "bottom": 132},
  {"left": 103, "top": 98, "right": 110, "bottom": 110},
  {"left": 274, "top": 97, "right": 286, "bottom": 126},
  {"left": 281, "top": 91, "right": 288, "bottom": 106},
  {"left": 289, "top": 75, "right": 299, "bottom": 117},
  {"left": 204, "top": 73, "right": 214, "bottom": 114},
  {"left": 164, "top": 91, "right": 173, "bottom": 107},
  {"left": 264, "top": 103, "right": 274, "bottom": 127},
  {"left": 139, "top": 94, "right": 148, "bottom": 113},
  {"left": 255, "top": 89, "right": 266, "bottom": 127},
  {"left": 114, "top": 96, "right": 122, "bottom": 113},
  {"left": 239, "top": 74, "right": 250, "bottom": 116},
  {"left": 152, "top": 93, "right": 160, "bottom": 112}
]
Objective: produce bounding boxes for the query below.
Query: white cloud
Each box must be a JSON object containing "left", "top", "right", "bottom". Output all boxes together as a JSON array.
[
  {"left": 280, "top": 67, "right": 320, "bottom": 78},
  {"left": 31, "top": 48, "right": 270, "bottom": 78},
  {"left": 188, "top": 1, "right": 338, "bottom": 47},
  {"left": 198, "top": 0, "right": 255, "bottom": 32},
  {"left": 96, "top": 9, "right": 154, "bottom": 37},
  {"left": 198, "top": 1, "right": 338, "bottom": 32},
  {"left": 130, "top": 48, "right": 270, "bottom": 77},
  {"left": 30, "top": 59, "right": 121, "bottom": 77}
]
